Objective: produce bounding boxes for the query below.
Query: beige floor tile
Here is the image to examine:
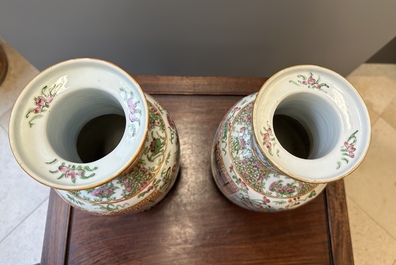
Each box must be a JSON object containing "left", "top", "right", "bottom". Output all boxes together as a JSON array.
[
  {"left": 0, "top": 38, "right": 38, "bottom": 117},
  {"left": 0, "top": 127, "right": 50, "bottom": 241},
  {"left": 347, "top": 197, "right": 396, "bottom": 265},
  {"left": 0, "top": 199, "right": 48, "bottom": 265},
  {"left": 0, "top": 109, "right": 11, "bottom": 132},
  {"left": 382, "top": 96, "right": 396, "bottom": 130},
  {"left": 344, "top": 117, "right": 396, "bottom": 238},
  {"left": 347, "top": 64, "right": 396, "bottom": 125},
  {"left": 348, "top": 63, "right": 396, "bottom": 79}
]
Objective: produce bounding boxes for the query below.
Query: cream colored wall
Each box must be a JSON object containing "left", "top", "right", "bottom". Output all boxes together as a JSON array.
[{"left": 1, "top": 1, "right": 396, "bottom": 77}]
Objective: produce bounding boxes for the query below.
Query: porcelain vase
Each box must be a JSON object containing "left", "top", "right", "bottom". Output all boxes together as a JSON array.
[
  {"left": 211, "top": 65, "right": 370, "bottom": 212},
  {"left": 9, "top": 58, "right": 180, "bottom": 215}
]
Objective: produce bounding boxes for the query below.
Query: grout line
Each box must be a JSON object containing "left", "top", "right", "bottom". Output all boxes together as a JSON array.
[
  {"left": 0, "top": 123, "right": 6, "bottom": 132},
  {"left": 347, "top": 195, "right": 396, "bottom": 241},
  {"left": 0, "top": 124, "right": 6, "bottom": 134},
  {"left": 0, "top": 196, "right": 49, "bottom": 245},
  {"left": 0, "top": 109, "right": 10, "bottom": 132}
]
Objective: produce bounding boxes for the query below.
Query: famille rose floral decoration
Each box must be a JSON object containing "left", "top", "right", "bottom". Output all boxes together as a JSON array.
[
  {"left": 212, "top": 95, "right": 324, "bottom": 211},
  {"left": 337, "top": 130, "right": 359, "bottom": 169},
  {"left": 120, "top": 87, "right": 142, "bottom": 138},
  {"left": 26, "top": 83, "right": 62, "bottom": 127},
  {"left": 46, "top": 159, "right": 98, "bottom": 183},
  {"left": 9, "top": 59, "right": 180, "bottom": 215},
  {"left": 289, "top": 72, "right": 329, "bottom": 92},
  {"left": 260, "top": 124, "right": 279, "bottom": 157},
  {"left": 211, "top": 65, "right": 371, "bottom": 212}
]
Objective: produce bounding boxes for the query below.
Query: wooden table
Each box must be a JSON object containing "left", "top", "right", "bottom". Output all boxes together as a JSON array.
[{"left": 41, "top": 76, "right": 354, "bottom": 265}]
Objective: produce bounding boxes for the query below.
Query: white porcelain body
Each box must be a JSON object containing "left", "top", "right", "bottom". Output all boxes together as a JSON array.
[
  {"left": 9, "top": 58, "right": 180, "bottom": 215},
  {"left": 211, "top": 93, "right": 327, "bottom": 211},
  {"left": 211, "top": 65, "right": 370, "bottom": 212},
  {"left": 56, "top": 94, "right": 180, "bottom": 214}
]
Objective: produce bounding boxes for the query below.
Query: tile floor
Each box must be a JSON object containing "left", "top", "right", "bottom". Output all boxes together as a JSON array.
[{"left": 0, "top": 38, "right": 395, "bottom": 264}]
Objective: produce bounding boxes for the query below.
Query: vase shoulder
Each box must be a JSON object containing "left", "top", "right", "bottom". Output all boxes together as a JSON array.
[{"left": 212, "top": 93, "right": 326, "bottom": 212}]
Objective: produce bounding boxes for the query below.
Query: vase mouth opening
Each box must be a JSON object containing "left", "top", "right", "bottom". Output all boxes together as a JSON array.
[
  {"left": 253, "top": 65, "right": 371, "bottom": 183},
  {"left": 8, "top": 58, "right": 149, "bottom": 190},
  {"left": 47, "top": 88, "right": 126, "bottom": 164},
  {"left": 273, "top": 92, "right": 341, "bottom": 160}
]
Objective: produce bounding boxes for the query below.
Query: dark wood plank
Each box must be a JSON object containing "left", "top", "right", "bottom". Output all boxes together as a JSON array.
[
  {"left": 326, "top": 181, "right": 354, "bottom": 265},
  {"left": 134, "top": 75, "right": 266, "bottom": 95},
  {"left": 41, "top": 189, "right": 72, "bottom": 265}
]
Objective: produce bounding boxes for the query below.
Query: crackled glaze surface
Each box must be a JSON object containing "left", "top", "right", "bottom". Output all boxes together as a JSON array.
[
  {"left": 211, "top": 93, "right": 326, "bottom": 212},
  {"left": 57, "top": 95, "right": 180, "bottom": 214}
]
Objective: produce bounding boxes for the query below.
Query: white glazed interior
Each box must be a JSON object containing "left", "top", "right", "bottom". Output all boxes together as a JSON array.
[
  {"left": 274, "top": 92, "right": 341, "bottom": 159},
  {"left": 253, "top": 65, "right": 371, "bottom": 183},
  {"left": 9, "top": 58, "right": 149, "bottom": 190},
  {"left": 47, "top": 88, "right": 125, "bottom": 163}
]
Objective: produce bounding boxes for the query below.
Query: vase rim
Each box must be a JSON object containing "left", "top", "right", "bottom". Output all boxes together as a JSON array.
[
  {"left": 9, "top": 58, "right": 149, "bottom": 190},
  {"left": 253, "top": 65, "right": 371, "bottom": 183}
]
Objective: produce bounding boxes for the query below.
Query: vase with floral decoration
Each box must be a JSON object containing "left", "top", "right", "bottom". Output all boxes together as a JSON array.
[
  {"left": 211, "top": 65, "right": 370, "bottom": 211},
  {"left": 9, "top": 58, "right": 180, "bottom": 215}
]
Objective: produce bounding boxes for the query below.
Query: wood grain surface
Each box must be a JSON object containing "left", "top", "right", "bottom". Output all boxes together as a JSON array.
[{"left": 41, "top": 76, "right": 354, "bottom": 265}]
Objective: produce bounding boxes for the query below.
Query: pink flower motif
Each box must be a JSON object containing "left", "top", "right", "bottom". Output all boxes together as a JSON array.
[
  {"left": 308, "top": 76, "right": 316, "bottom": 85},
  {"left": 263, "top": 127, "right": 274, "bottom": 149},
  {"left": 344, "top": 141, "right": 356, "bottom": 158},
  {"left": 295, "top": 72, "right": 329, "bottom": 91},
  {"left": 92, "top": 189, "right": 103, "bottom": 197},
  {"left": 58, "top": 166, "right": 85, "bottom": 179},
  {"left": 263, "top": 133, "right": 270, "bottom": 142},
  {"left": 239, "top": 136, "right": 246, "bottom": 150},
  {"left": 263, "top": 196, "right": 270, "bottom": 204},
  {"left": 34, "top": 106, "right": 43, "bottom": 114},
  {"left": 103, "top": 188, "right": 113, "bottom": 197},
  {"left": 35, "top": 96, "right": 46, "bottom": 106},
  {"left": 263, "top": 133, "right": 272, "bottom": 149},
  {"left": 92, "top": 187, "right": 113, "bottom": 197},
  {"left": 229, "top": 164, "right": 233, "bottom": 173},
  {"left": 34, "top": 96, "right": 53, "bottom": 113},
  {"left": 287, "top": 187, "right": 296, "bottom": 193},
  {"left": 127, "top": 98, "right": 138, "bottom": 122},
  {"left": 34, "top": 95, "right": 54, "bottom": 113},
  {"left": 233, "top": 107, "right": 241, "bottom": 112}
]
